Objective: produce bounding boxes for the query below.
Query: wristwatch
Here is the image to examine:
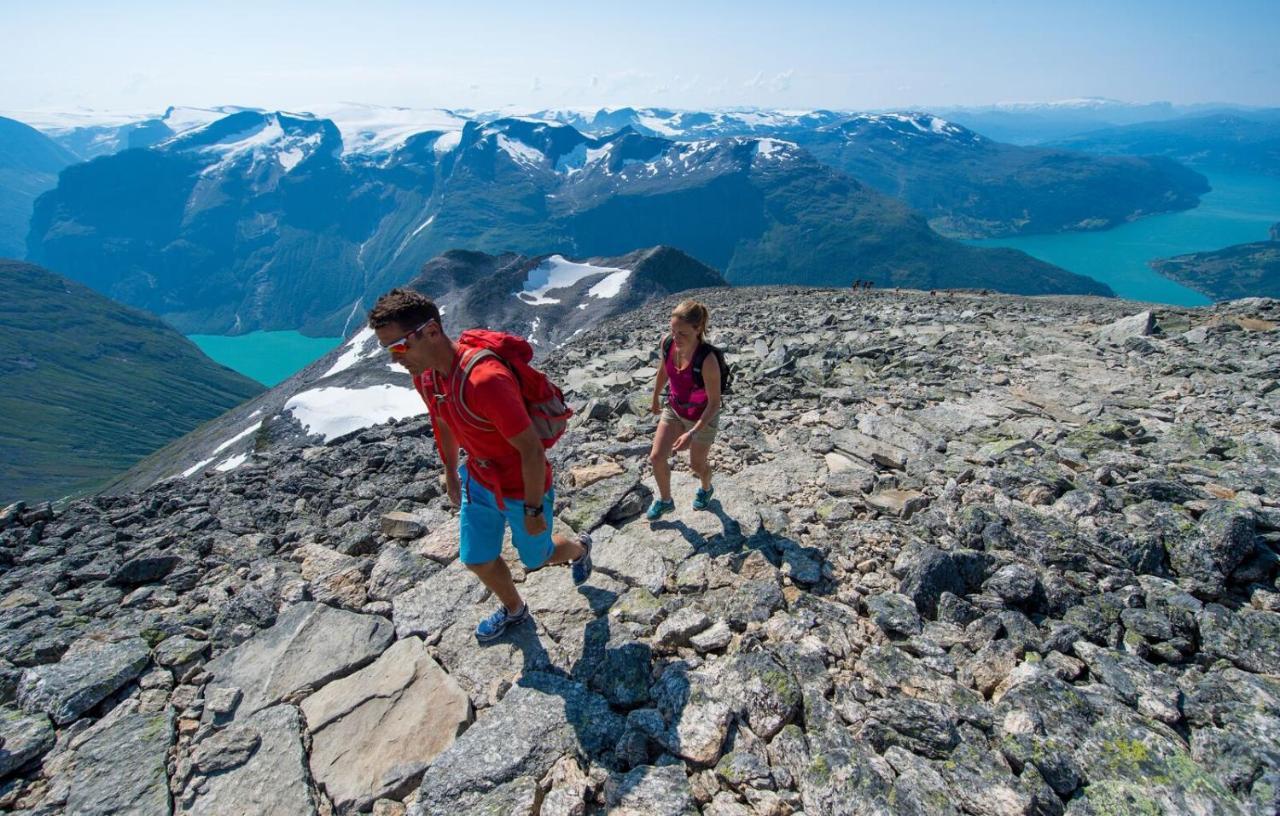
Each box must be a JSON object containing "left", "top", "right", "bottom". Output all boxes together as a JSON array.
[{"left": 523, "top": 502, "right": 545, "bottom": 518}]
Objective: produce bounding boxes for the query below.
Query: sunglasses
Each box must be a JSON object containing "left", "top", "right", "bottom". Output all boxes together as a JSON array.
[{"left": 381, "top": 320, "right": 436, "bottom": 354}]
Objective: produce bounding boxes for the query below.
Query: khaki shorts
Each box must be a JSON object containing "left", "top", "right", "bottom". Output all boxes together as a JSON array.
[{"left": 660, "top": 404, "right": 719, "bottom": 446}]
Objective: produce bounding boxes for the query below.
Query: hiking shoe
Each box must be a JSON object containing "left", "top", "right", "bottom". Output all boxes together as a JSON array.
[
  {"left": 693, "top": 486, "right": 715, "bottom": 510},
  {"left": 646, "top": 498, "right": 675, "bottom": 521},
  {"left": 571, "top": 533, "right": 593, "bottom": 586},
  {"left": 475, "top": 603, "right": 530, "bottom": 643}
]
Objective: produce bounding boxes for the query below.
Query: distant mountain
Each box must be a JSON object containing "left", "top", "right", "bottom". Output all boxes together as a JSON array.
[
  {"left": 521, "top": 108, "right": 1208, "bottom": 238},
  {"left": 104, "top": 246, "right": 726, "bottom": 493},
  {"left": 0, "top": 116, "right": 76, "bottom": 257},
  {"left": 28, "top": 111, "right": 1107, "bottom": 336},
  {"left": 784, "top": 113, "right": 1208, "bottom": 238},
  {"left": 1051, "top": 115, "right": 1280, "bottom": 176},
  {"left": 0, "top": 260, "right": 263, "bottom": 502},
  {"left": 1150, "top": 228, "right": 1280, "bottom": 301},
  {"left": 933, "top": 99, "right": 1278, "bottom": 145}
]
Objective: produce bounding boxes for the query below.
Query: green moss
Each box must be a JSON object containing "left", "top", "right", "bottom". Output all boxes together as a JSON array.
[
  {"left": 139, "top": 628, "right": 167, "bottom": 648},
  {"left": 809, "top": 754, "right": 831, "bottom": 783}
]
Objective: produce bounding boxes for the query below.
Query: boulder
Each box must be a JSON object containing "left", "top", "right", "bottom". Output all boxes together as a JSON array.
[
  {"left": 17, "top": 637, "right": 150, "bottom": 725},
  {"left": 178, "top": 705, "right": 316, "bottom": 816},
  {"left": 203, "top": 602, "right": 393, "bottom": 719},
  {"left": 301, "top": 637, "right": 472, "bottom": 813}
]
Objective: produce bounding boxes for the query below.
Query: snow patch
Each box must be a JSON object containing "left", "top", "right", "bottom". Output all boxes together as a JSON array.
[
  {"left": 304, "top": 103, "right": 467, "bottom": 155},
  {"left": 213, "top": 421, "right": 263, "bottom": 456},
  {"left": 495, "top": 134, "right": 546, "bottom": 166},
  {"left": 181, "top": 457, "right": 216, "bottom": 479},
  {"left": 586, "top": 269, "right": 631, "bottom": 299},
  {"left": 433, "top": 130, "right": 462, "bottom": 155},
  {"left": 285, "top": 384, "right": 423, "bottom": 442},
  {"left": 278, "top": 148, "right": 304, "bottom": 171},
  {"left": 215, "top": 453, "right": 249, "bottom": 472},
  {"left": 322, "top": 326, "right": 379, "bottom": 378},
  {"left": 515, "top": 255, "right": 628, "bottom": 305}
]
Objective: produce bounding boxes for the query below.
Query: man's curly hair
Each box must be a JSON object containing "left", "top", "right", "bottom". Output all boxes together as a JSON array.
[{"left": 367, "top": 288, "right": 442, "bottom": 331}]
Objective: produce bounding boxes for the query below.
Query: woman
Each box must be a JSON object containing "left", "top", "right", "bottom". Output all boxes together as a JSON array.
[{"left": 646, "top": 299, "right": 722, "bottom": 519}]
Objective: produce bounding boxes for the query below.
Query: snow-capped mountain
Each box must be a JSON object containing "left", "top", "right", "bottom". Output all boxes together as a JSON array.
[
  {"left": 105, "top": 246, "right": 725, "bottom": 492},
  {"left": 30, "top": 108, "right": 1108, "bottom": 336}
]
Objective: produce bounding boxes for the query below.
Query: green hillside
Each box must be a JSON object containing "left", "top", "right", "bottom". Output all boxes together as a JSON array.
[{"left": 0, "top": 259, "right": 264, "bottom": 502}]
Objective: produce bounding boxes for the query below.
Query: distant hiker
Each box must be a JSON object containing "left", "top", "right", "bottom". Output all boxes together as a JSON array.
[
  {"left": 646, "top": 299, "right": 727, "bottom": 520},
  {"left": 368, "top": 288, "right": 591, "bottom": 643}
]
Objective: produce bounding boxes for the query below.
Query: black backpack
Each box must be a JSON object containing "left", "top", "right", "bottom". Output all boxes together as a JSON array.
[{"left": 662, "top": 336, "right": 734, "bottom": 394}]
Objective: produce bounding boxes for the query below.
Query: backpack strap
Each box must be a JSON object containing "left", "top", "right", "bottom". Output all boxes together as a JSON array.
[
  {"left": 691, "top": 342, "right": 714, "bottom": 390},
  {"left": 452, "top": 347, "right": 501, "bottom": 432}
]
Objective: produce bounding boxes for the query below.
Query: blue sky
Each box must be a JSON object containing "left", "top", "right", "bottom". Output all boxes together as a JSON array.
[{"left": 3, "top": 0, "right": 1277, "bottom": 112}]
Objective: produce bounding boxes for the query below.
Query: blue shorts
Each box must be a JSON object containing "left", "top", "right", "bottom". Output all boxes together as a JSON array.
[{"left": 458, "top": 463, "right": 555, "bottom": 568}]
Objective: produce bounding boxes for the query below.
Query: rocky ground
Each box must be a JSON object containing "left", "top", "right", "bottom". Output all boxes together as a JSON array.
[{"left": 2, "top": 286, "right": 1279, "bottom": 815}]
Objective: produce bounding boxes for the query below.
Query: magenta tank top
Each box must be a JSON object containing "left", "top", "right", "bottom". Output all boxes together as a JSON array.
[{"left": 665, "top": 339, "right": 708, "bottom": 421}]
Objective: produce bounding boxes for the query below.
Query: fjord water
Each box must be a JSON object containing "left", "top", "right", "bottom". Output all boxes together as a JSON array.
[
  {"left": 188, "top": 331, "right": 342, "bottom": 386},
  {"left": 971, "top": 172, "right": 1280, "bottom": 306}
]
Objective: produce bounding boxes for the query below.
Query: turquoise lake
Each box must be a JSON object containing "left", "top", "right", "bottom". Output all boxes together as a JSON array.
[
  {"left": 970, "top": 171, "right": 1280, "bottom": 306},
  {"left": 188, "top": 331, "right": 342, "bottom": 387}
]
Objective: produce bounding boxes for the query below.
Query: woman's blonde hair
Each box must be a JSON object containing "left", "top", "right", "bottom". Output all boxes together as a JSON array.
[{"left": 671, "top": 299, "right": 710, "bottom": 339}]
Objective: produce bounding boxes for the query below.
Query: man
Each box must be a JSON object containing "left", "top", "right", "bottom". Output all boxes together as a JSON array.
[{"left": 368, "top": 288, "right": 591, "bottom": 642}]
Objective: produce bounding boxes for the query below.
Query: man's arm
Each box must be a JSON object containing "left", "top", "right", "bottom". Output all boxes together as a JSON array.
[
  {"left": 507, "top": 426, "right": 549, "bottom": 533},
  {"left": 434, "top": 416, "right": 462, "bottom": 505}
]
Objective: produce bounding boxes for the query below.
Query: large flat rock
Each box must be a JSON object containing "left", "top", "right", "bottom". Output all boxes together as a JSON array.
[
  {"left": 17, "top": 637, "right": 150, "bottom": 725},
  {"left": 204, "top": 602, "right": 393, "bottom": 718},
  {"left": 65, "top": 703, "right": 173, "bottom": 816},
  {"left": 301, "top": 637, "right": 472, "bottom": 814},
  {"left": 410, "top": 672, "right": 623, "bottom": 816},
  {"left": 179, "top": 704, "right": 316, "bottom": 816}
]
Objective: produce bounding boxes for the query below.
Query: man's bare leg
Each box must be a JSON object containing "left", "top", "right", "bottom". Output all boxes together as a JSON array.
[{"left": 466, "top": 558, "right": 524, "bottom": 613}]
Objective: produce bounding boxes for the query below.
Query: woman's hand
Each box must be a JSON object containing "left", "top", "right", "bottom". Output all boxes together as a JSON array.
[
  {"left": 673, "top": 431, "right": 694, "bottom": 452},
  {"left": 651, "top": 395, "right": 662, "bottom": 415}
]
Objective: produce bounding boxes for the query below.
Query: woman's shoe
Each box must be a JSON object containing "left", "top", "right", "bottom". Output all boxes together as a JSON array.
[
  {"left": 693, "top": 486, "right": 715, "bottom": 510},
  {"left": 645, "top": 498, "right": 675, "bottom": 520}
]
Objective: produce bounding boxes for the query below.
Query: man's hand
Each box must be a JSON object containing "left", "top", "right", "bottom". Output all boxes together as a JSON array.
[
  {"left": 673, "top": 431, "right": 694, "bottom": 452},
  {"left": 446, "top": 474, "right": 462, "bottom": 508},
  {"left": 524, "top": 513, "right": 548, "bottom": 537}
]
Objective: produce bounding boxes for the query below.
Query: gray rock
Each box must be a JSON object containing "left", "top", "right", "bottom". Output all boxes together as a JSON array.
[
  {"left": 899, "top": 546, "right": 966, "bottom": 619},
  {"left": 65, "top": 705, "right": 173, "bottom": 816},
  {"left": 178, "top": 705, "right": 316, "bottom": 816},
  {"left": 0, "top": 706, "right": 54, "bottom": 779},
  {"left": 108, "top": 550, "right": 182, "bottom": 586},
  {"left": 647, "top": 664, "right": 735, "bottom": 765},
  {"left": 17, "top": 637, "right": 150, "bottom": 725},
  {"left": 1167, "top": 502, "right": 1256, "bottom": 594},
  {"left": 411, "top": 672, "right": 623, "bottom": 816},
  {"left": 203, "top": 602, "right": 393, "bottom": 719},
  {"left": 690, "top": 621, "right": 733, "bottom": 653},
  {"left": 717, "top": 651, "right": 803, "bottom": 740},
  {"left": 560, "top": 471, "right": 642, "bottom": 533},
  {"left": 865, "top": 697, "right": 959, "bottom": 759},
  {"left": 302, "top": 637, "right": 471, "bottom": 813},
  {"left": 604, "top": 764, "right": 697, "bottom": 815},
  {"left": 1073, "top": 641, "right": 1182, "bottom": 724},
  {"left": 1097, "top": 310, "right": 1154, "bottom": 344},
  {"left": 867, "top": 592, "right": 923, "bottom": 637},
  {"left": 1199, "top": 603, "right": 1280, "bottom": 674},
  {"left": 983, "top": 563, "right": 1038, "bottom": 605},
  {"left": 381, "top": 511, "right": 427, "bottom": 540},
  {"left": 368, "top": 544, "right": 438, "bottom": 602},
  {"left": 654, "top": 607, "right": 712, "bottom": 649},
  {"left": 154, "top": 635, "right": 210, "bottom": 668},
  {"left": 190, "top": 722, "right": 260, "bottom": 774},
  {"left": 392, "top": 561, "right": 489, "bottom": 641}
]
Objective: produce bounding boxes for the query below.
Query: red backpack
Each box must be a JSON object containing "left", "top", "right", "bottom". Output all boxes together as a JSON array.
[{"left": 425, "top": 329, "right": 572, "bottom": 448}]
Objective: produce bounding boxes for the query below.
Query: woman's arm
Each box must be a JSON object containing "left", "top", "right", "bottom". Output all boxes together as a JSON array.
[{"left": 651, "top": 337, "right": 670, "bottom": 413}]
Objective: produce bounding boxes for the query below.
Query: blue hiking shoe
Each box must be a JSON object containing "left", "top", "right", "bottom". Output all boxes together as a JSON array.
[
  {"left": 475, "top": 603, "right": 530, "bottom": 643},
  {"left": 571, "top": 533, "right": 593, "bottom": 586},
  {"left": 646, "top": 498, "right": 675, "bottom": 521},
  {"left": 693, "top": 486, "right": 715, "bottom": 510}
]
